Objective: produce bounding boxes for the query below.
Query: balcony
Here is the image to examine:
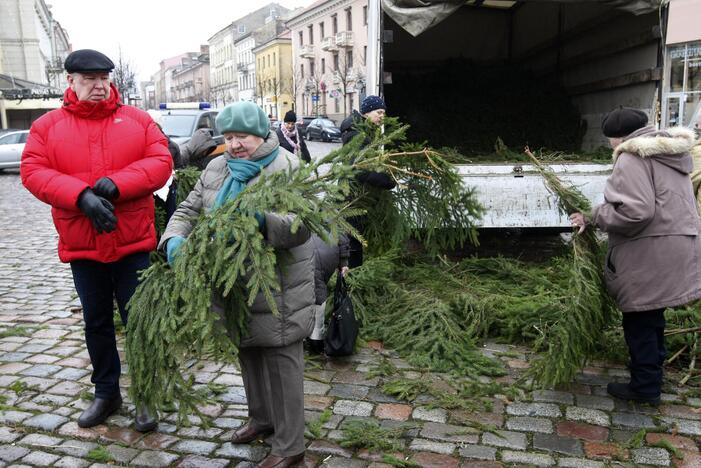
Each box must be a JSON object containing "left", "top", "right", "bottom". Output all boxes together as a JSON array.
[
  {"left": 299, "top": 45, "right": 314, "bottom": 58},
  {"left": 237, "top": 62, "right": 248, "bottom": 73},
  {"left": 321, "top": 37, "right": 337, "bottom": 52},
  {"left": 335, "top": 31, "right": 354, "bottom": 48}
]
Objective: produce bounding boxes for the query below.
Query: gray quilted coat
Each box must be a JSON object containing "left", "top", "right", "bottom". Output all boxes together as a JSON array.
[{"left": 159, "top": 132, "right": 315, "bottom": 347}]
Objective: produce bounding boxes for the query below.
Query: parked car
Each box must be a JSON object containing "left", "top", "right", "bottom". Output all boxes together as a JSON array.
[
  {"left": 306, "top": 118, "right": 341, "bottom": 142},
  {"left": 0, "top": 129, "right": 29, "bottom": 171},
  {"left": 296, "top": 116, "right": 316, "bottom": 134}
]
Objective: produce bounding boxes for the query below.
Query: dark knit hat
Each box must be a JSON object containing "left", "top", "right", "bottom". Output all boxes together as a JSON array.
[
  {"left": 284, "top": 110, "right": 297, "bottom": 123},
  {"left": 601, "top": 107, "right": 648, "bottom": 138},
  {"left": 64, "top": 49, "right": 115, "bottom": 73},
  {"left": 360, "top": 95, "right": 386, "bottom": 115},
  {"left": 215, "top": 101, "right": 269, "bottom": 138}
]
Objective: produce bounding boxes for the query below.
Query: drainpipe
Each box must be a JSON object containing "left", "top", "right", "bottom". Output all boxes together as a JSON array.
[{"left": 366, "top": 0, "right": 381, "bottom": 96}]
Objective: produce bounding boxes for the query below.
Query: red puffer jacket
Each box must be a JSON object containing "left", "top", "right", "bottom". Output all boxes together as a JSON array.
[{"left": 21, "top": 84, "right": 172, "bottom": 263}]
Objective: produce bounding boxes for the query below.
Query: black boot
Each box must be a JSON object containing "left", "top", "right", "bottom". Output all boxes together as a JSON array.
[
  {"left": 134, "top": 404, "right": 158, "bottom": 432},
  {"left": 607, "top": 382, "right": 660, "bottom": 406},
  {"left": 78, "top": 395, "right": 122, "bottom": 428}
]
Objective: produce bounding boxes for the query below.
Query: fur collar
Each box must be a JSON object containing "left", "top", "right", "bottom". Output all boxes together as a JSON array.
[{"left": 613, "top": 126, "right": 696, "bottom": 162}]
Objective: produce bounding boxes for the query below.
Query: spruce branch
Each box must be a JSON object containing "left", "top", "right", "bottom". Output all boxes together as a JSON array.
[{"left": 127, "top": 118, "right": 482, "bottom": 423}]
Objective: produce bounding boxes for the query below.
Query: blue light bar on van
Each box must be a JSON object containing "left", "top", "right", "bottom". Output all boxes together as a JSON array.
[{"left": 158, "top": 102, "right": 211, "bottom": 110}]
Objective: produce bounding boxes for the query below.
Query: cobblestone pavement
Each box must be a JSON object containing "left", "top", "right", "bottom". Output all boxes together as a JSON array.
[{"left": 2, "top": 168, "right": 701, "bottom": 467}]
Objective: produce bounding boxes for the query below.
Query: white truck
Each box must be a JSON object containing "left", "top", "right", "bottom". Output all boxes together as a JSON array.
[{"left": 364, "top": 0, "right": 679, "bottom": 228}]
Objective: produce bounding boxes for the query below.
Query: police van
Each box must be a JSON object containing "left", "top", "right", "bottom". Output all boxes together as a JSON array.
[{"left": 155, "top": 102, "right": 225, "bottom": 155}]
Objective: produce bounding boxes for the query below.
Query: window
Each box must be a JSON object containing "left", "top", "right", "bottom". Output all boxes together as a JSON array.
[
  {"left": 321, "top": 58, "right": 326, "bottom": 73},
  {"left": 364, "top": 46, "right": 367, "bottom": 64},
  {"left": 273, "top": 52, "right": 276, "bottom": 66},
  {"left": 333, "top": 53, "right": 339, "bottom": 71},
  {"left": 238, "top": 24, "right": 246, "bottom": 34},
  {"left": 298, "top": 31, "right": 303, "bottom": 46},
  {"left": 334, "top": 98, "right": 339, "bottom": 113},
  {"left": 346, "top": 50, "right": 353, "bottom": 69},
  {"left": 331, "top": 14, "right": 338, "bottom": 34},
  {"left": 309, "top": 59, "right": 315, "bottom": 77},
  {"left": 345, "top": 8, "right": 352, "bottom": 31},
  {"left": 308, "top": 25, "right": 314, "bottom": 44},
  {"left": 301, "top": 64, "right": 304, "bottom": 77},
  {"left": 319, "top": 22, "right": 325, "bottom": 39},
  {"left": 363, "top": 6, "right": 368, "bottom": 25},
  {"left": 664, "top": 41, "right": 701, "bottom": 127}
]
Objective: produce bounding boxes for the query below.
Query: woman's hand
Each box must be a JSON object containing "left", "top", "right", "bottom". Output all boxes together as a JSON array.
[
  {"left": 340, "top": 266, "right": 350, "bottom": 278},
  {"left": 568, "top": 212, "right": 587, "bottom": 235}
]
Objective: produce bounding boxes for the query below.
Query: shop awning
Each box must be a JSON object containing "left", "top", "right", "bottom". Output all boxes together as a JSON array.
[{"left": 382, "top": 0, "right": 663, "bottom": 37}]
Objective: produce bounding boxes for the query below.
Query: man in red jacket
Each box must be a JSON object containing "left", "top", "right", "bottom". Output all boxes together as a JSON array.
[{"left": 21, "top": 49, "right": 172, "bottom": 431}]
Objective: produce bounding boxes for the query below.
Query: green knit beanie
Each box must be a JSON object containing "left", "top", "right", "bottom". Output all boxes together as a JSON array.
[{"left": 215, "top": 101, "right": 269, "bottom": 138}]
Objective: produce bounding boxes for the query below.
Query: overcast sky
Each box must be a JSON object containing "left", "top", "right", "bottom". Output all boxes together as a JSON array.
[{"left": 47, "top": 0, "right": 313, "bottom": 82}]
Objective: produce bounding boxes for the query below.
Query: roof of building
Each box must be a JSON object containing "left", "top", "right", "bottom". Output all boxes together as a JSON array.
[{"left": 285, "top": 0, "right": 331, "bottom": 23}]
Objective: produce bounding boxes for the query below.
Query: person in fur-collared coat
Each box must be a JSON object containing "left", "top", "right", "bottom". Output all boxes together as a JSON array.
[
  {"left": 570, "top": 107, "right": 701, "bottom": 405},
  {"left": 689, "top": 114, "right": 701, "bottom": 216}
]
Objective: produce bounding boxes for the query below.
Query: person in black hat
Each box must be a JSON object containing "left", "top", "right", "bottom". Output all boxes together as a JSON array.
[
  {"left": 569, "top": 107, "right": 701, "bottom": 405},
  {"left": 21, "top": 48, "right": 173, "bottom": 431},
  {"left": 276, "top": 110, "right": 311, "bottom": 162},
  {"left": 338, "top": 95, "right": 396, "bottom": 268}
]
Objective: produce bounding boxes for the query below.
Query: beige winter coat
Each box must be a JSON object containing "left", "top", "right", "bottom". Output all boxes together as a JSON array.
[
  {"left": 159, "top": 132, "right": 315, "bottom": 347},
  {"left": 592, "top": 126, "right": 701, "bottom": 313}
]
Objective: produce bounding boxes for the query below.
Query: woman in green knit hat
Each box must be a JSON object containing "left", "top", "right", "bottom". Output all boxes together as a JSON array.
[{"left": 159, "top": 101, "right": 312, "bottom": 468}]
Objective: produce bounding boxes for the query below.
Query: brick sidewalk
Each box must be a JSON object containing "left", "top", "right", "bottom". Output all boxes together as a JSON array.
[{"left": 2, "top": 173, "right": 701, "bottom": 467}]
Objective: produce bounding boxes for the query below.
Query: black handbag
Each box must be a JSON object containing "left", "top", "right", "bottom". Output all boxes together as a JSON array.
[{"left": 324, "top": 274, "right": 358, "bottom": 356}]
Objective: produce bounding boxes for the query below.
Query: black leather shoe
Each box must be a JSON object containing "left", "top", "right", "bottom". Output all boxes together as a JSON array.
[
  {"left": 257, "top": 452, "right": 305, "bottom": 468},
  {"left": 78, "top": 395, "right": 122, "bottom": 428},
  {"left": 134, "top": 404, "right": 158, "bottom": 432},
  {"left": 607, "top": 382, "right": 660, "bottom": 406},
  {"left": 232, "top": 422, "right": 274, "bottom": 444}
]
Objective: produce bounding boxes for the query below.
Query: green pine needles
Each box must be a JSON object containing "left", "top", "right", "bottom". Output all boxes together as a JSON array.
[
  {"left": 126, "top": 119, "right": 483, "bottom": 423},
  {"left": 524, "top": 148, "right": 619, "bottom": 388}
]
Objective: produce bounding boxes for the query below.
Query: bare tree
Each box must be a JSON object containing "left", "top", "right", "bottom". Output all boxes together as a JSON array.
[
  {"left": 112, "top": 47, "right": 137, "bottom": 103},
  {"left": 290, "top": 67, "right": 307, "bottom": 114},
  {"left": 331, "top": 49, "right": 361, "bottom": 117}
]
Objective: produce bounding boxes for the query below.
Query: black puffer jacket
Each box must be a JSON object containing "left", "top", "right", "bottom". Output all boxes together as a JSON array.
[{"left": 340, "top": 110, "right": 396, "bottom": 190}]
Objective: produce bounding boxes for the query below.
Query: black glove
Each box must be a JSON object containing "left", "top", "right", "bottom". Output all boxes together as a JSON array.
[
  {"left": 92, "top": 177, "right": 119, "bottom": 200},
  {"left": 77, "top": 189, "right": 117, "bottom": 234}
]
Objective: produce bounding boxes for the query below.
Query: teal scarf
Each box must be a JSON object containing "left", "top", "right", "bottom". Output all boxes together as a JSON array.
[{"left": 213, "top": 148, "right": 279, "bottom": 209}]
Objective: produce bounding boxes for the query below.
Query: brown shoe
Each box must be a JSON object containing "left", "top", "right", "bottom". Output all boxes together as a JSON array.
[
  {"left": 256, "top": 452, "right": 305, "bottom": 468},
  {"left": 231, "top": 422, "right": 274, "bottom": 444}
]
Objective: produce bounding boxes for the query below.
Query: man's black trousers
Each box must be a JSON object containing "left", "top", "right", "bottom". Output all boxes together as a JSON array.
[{"left": 70, "top": 252, "right": 149, "bottom": 399}]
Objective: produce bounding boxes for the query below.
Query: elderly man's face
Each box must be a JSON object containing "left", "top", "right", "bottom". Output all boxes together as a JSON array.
[
  {"left": 224, "top": 132, "right": 264, "bottom": 160},
  {"left": 67, "top": 72, "right": 111, "bottom": 101},
  {"left": 364, "top": 108, "right": 385, "bottom": 125}
]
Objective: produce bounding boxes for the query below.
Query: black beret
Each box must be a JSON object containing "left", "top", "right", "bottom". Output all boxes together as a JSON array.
[
  {"left": 284, "top": 110, "right": 297, "bottom": 123},
  {"left": 64, "top": 49, "right": 115, "bottom": 73},
  {"left": 601, "top": 107, "right": 648, "bottom": 138}
]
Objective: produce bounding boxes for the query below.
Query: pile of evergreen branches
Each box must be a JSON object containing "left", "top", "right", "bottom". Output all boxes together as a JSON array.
[{"left": 126, "top": 119, "right": 483, "bottom": 422}]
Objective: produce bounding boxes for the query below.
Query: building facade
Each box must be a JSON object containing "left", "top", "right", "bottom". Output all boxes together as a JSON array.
[
  {"left": 235, "top": 34, "right": 257, "bottom": 103},
  {"left": 662, "top": 0, "right": 701, "bottom": 129},
  {"left": 151, "top": 53, "right": 199, "bottom": 105},
  {"left": 208, "top": 3, "right": 291, "bottom": 108},
  {"left": 171, "top": 45, "right": 210, "bottom": 103},
  {"left": 0, "top": 0, "right": 70, "bottom": 129},
  {"left": 254, "top": 31, "right": 293, "bottom": 119},
  {"left": 286, "top": 0, "right": 369, "bottom": 123}
]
